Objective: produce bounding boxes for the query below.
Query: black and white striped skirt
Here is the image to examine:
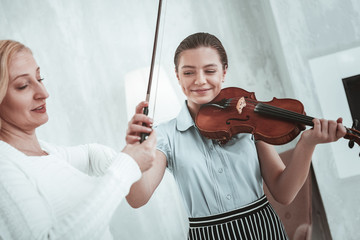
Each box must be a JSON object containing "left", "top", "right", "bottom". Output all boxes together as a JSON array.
[{"left": 188, "top": 195, "right": 288, "bottom": 240}]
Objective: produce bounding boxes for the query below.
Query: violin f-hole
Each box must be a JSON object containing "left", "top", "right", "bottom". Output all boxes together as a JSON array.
[{"left": 226, "top": 116, "right": 250, "bottom": 124}]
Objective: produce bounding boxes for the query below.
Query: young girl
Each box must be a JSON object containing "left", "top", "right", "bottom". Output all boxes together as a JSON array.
[{"left": 126, "top": 32, "right": 346, "bottom": 239}]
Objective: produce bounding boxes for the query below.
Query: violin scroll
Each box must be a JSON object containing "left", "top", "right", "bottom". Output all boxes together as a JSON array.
[{"left": 344, "top": 119, "right": 360, "bottom": 156}]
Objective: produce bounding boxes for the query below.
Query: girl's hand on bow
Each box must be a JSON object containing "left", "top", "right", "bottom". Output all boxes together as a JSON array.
[{"left": 126, "top": 101, "right": 153, "bottom": 144}]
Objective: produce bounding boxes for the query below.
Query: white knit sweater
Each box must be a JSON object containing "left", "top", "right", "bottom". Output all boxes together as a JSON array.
[{"left": 0, "top": 140, "right": 141, "bottom": 240}]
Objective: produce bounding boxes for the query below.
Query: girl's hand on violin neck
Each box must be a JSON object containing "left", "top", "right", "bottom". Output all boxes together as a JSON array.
[
  {"left": 301, "top": 117, "right": 347, "bottom": 146},
  {"left": 126, "top": 101, "right": 153, "bottom": 144}
]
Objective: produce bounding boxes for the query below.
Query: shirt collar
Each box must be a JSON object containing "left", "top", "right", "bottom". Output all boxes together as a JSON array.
[{"left": 176, "top": 101, "right": 196, "bottom": 132}]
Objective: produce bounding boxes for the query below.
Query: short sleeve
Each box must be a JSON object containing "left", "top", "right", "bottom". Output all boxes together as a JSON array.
[{"left": 154, "top": 124, "right": 173, "bottom": 171}]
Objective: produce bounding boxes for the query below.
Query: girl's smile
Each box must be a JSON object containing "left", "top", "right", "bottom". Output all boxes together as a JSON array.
[{"left": 176, "top": 47, "right": 227, "bottom": 116}]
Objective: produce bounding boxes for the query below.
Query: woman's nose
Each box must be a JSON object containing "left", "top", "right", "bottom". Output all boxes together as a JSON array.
[
  {"left": 34, "top": 81, "right": 49, "bottom": 100},
  {"left": 194, "top": 71, "right": 206, "bottom": 85}
]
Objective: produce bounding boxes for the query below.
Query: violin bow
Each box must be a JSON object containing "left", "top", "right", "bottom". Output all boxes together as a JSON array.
[{"left": 141, "top": 0, "right": 163, "bottom": 142}]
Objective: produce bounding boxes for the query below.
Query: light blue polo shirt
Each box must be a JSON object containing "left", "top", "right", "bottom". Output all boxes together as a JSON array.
[{"left": 155, "top": 101, "right": 264, "bottom": 218}]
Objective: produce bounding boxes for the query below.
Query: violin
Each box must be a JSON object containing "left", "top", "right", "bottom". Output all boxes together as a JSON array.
[{"left": 195, "top": 87, "right": 360, "bottom": 150}]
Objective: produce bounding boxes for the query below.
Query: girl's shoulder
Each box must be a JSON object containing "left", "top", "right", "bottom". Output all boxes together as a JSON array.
[{"left": 154, "top": 118, "right": 178, "bottom": 135}]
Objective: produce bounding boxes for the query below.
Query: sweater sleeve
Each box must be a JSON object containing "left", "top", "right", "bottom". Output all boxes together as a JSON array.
[
  {"left": 40, "top": 142, "right": 119, "bottom": 176},
  {"left": 0, "top": 148, "right": 141, "bottom": 240}
]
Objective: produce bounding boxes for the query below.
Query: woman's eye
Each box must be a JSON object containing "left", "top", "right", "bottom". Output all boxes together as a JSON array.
[
  {"left": 183, "top": 72, "right": 193, "bottom": 76},
  {"left": 38, "top": 78, "right": 44, "bottom": 82},
  {"left": 205, "top": 70, "right": 216, "bottom": 74},
  {"left": 18, "top": 85, "right": 28, "bottom": 90}
]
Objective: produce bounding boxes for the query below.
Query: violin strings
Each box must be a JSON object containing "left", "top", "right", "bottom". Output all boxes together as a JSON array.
[
  {"left": 255, "top": 103, "right": 314, "bottom": 126},
  {"left": 220, "top": 97, "right": 314, "bottom": 126},
  {"left": 251, "top": 101, "right": 314, "bottom": 125}
]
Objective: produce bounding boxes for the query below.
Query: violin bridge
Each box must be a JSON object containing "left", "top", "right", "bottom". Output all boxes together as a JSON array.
[{"left": 236, "top": 97, "right": 246, "bottom": 114}]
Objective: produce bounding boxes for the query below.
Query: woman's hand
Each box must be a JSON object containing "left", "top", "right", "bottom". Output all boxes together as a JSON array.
[
  {"left": 122, "top": 130, "right": 157, "bottom": 173},
  {"left": 123, "top": 101, "right": 156, "bottom": 173},
  {"left": 126, "top": 101, "right": 153, "bottom": 144},
  {"left": 300, "top": 117, "right": 347, "bottom": 147}
]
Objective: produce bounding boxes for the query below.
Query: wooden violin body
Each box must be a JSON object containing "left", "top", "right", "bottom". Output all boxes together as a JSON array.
[
  {"left": 196, "top": 87, "right": 307, "bottom": 144},
  {"left": 196, "top": 87, "right": 360, "bottom": 148}
]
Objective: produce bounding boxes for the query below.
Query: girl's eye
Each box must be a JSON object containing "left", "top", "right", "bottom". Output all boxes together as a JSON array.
[
  {"left": 18, "top": 85, "right": 28, "bottom": 90},
  {"left": 205, "top": 70, "right": 216, "bottom": 74},
  {"left": 38, "top": 78, "right": 44, "bottom": 82}
]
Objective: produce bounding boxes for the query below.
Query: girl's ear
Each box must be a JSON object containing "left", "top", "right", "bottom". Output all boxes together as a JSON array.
[
  {"left": 222, "top": 65, "right": 228, "bottom": 82},
  {"left": 175, "top": 68, "right": 180, "bottom": 82}
]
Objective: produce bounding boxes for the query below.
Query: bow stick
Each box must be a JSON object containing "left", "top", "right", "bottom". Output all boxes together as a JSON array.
[{"left": 141, "top": 0, "right": 163, "bottom": 142}]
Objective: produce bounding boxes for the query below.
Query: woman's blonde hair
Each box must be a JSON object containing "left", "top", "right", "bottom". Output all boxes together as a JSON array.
[{"left": 0, "top": 40, "right": 31, "bottom": 128}]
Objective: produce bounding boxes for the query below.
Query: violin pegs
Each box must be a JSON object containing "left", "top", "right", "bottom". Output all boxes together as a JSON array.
[
  {"left": 352, "top": 119, "right": 359, "bottom": 130},
  {"left": 348, "top": 140, "right": 355, "bottom": 149}
]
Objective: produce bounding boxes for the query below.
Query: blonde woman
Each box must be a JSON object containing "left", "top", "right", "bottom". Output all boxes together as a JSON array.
[{"left": 0, "top": 40, "right": 156, "bottom": 240}]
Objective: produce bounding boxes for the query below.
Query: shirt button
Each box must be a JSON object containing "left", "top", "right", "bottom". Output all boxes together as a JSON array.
[
  {"left": 218, "top": 168, "right": 223, "bottom": 173},
  {"left": 209, "top": 145, "right": 214, "bottom": 151},
  {"left": 226, "top": 194, "right": 232, "bottom": 200}
]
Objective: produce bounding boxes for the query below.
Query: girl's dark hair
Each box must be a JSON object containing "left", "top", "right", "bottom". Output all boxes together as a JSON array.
[{"left": 174, "top": 32, "right": 228, "bottom": 72}]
